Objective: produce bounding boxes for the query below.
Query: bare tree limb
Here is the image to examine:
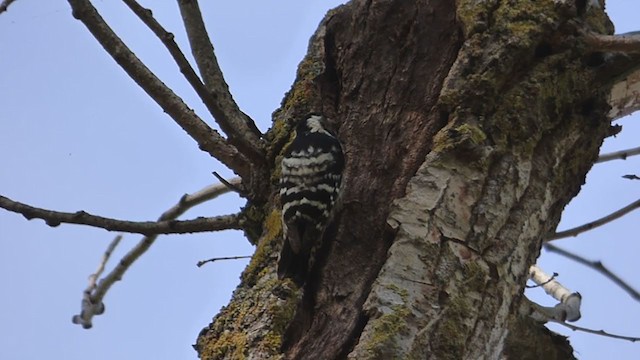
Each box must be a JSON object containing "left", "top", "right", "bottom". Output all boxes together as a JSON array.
[
  {"left": 0, "top": 194, "right": 241, "bottom": 234},
  {"left": 596, "top": 146, "right": 640, "bottom": 163},
  {"left": 547, "top": 198, "right": 640, "bottom": 241},
  {"left": 67, "top": 0, "right": 252, "bottom": 179},
  {"left": 122, "top": 0, "right": 265, "bottom": 164},
  {"left": 583, "top": 32, "right": 640, "bottom": 120},
  {"left": 584, "top": 32, "right": 640, "bottom": 54},
  {"left": 522, "top": 298, "right": 640, "bottom": 342},
  {"left": 176, "top": 0, "right": 264, "bottom": 163},
  {"left": 0, "top": 0, "right": 17, "bottom": 14},
  {"left": 72, "top": 180, "right": 243, "bottom": 328},
  {"left": 529, "top": 265, "right": 581, "bottom": 322},
  {"left": 609, "top": 67, "right": 640, "bottom": 120},
  {"left": 544, "top": 243, "right": 640, "bottom": 302},
  {"left": 170, "top": 177, "right": 241, "bottom": 210}
]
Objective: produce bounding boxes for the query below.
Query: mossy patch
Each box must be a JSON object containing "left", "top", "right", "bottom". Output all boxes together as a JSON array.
[
  {"left": 242, "top": 209, "right": 282, "bottom": 286},
  {"left": 364, "top": 304, "right": 411, "bottom": 358},
  {"left": 461, "top": 261, "right": 488, "bottom": 293},
  {"left": 430, "top": 295, "right": 472, "bottom": 360},
  {"left": 359, "top": 283, "right": 412, "bottom": 358},
  {"left": 207, "top": 331, "right": 248, "bottom": 360},
  {"left": 436, "top": 122, "right": 487, "bottom": 149},
  {"left": 455, "top": 0, "right": 493, "bottom": 36},
  {"left": 241, "top": 203, "right": 266, "bottom": 245}
]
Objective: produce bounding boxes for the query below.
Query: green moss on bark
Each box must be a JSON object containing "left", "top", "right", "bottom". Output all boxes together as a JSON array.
[
  {"left": 429, "top": 296, "right": 472, "bottom": 360},
  {"left": 363, "top": 284, "right": 411, "bottom": 359},
  {"left": 241, "top": 209, "right": 282, "bottom": 286},
  {"left": 461, "top": 261, "right": 489, "bottom": 293}
]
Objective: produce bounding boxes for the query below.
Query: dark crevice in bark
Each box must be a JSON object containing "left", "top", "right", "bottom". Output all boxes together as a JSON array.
[
  {"left": 534, "top": 41, "right": 554, "bottom": 58},
  {"left": 320, "top": 28, "right": 342, "bottom": 120},
  {"left": 576, "top": 0, "right": 588, "bottom": 16},
  {"left": 336, "top": 312, "right": 369, "bottom": 360}
]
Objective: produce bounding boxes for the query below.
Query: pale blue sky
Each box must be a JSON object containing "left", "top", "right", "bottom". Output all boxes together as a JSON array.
[{"left": 0, "top": 1, "right": 638, "bottom": 359}]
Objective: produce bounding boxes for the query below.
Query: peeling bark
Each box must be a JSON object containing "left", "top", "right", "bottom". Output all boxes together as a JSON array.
[
  {"left": 196, "top": 1, "right": 615, "bottom": 359},
  {"left": 610, "top": 68, "right": 640, "bottom": 120}
]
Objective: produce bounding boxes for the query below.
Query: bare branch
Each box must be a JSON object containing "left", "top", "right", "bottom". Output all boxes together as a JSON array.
[
  {"left": 196, "top": 255, "right": 252, "bottom": 267},
  {"left": 176, "top": 0, "right": 264, "bottom": 162},
  {"left": 529, "top": 265, "right": 581, "bottom": 322},
  {"left": 0, "top": 0, "right": 17, "bottom": 14},
  {"left": 168, "top": 177, "right": 241, "bottom": 211},
  {"left": 66, "top": 0, "right": 251, "bottom": 179},
  {"left": 584, "top": 32, "right": 640, "bottom": 54},
  {"left": 596, "top": 146, "right": 640, "bottom": 163},
  {"left": 585, "top": 32, "right": 640, "bottom": 120},
  {"left": 122, "top": 0, "right": 265, "bottom": 164},
  {"left": 544, "top": 243, "right": 640, "bottom": 302},
  {"left": 551, "top": 320, "right": 640, "bottom": 342},
  {"left": 522, "top": 298, "right": 639, "bottom": 342},
  {"left": 72, "top": 234, "right": 121, "bottom": 328},
  {"left": 609, "top": 67, "right": 640, "bottom": 120},
  {"left": 547, "top": 198, "right": 640, "bottom": 241},
  {"left": 72, "top": 180, "right": 243, "bottom": 328},
  {"left": 0, "top": 194, "right": 240, "bottom": 234}
]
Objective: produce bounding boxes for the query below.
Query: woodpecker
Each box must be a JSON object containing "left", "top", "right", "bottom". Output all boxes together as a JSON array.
[{"left": 278, "top": 114, "right": 344, "bottom": 285}]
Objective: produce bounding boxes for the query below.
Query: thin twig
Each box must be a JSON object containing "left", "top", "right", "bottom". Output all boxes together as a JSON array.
[
  {"left": 0, "top": 194, "right": 240, "bottom": 234},
  {"left": 176, "top": 0, "right": 264, "bottom": 163},
  {"left": 72, "top": 180, "right": 242, "bottom": 328},
  {"left": 122, "top": 0, "right": 264, "bottom": 164},
  {"left": 197, "top": 255, "right": 252, "bottom": 267},
  {"left": 596, "top": 146, "right": 640, "bottom": 163},
  {"left": 66, "top": 0, "right": 251, "bottom": 179},
  {"left": 0, "top": 0, "right": 17, "bottom": 14},
  {"left": 212, "top": 171, "right": 247, "bottom": 196},
  {"left": 551, "top": 320, "right": 640, "bottom": 342},
  {"left": 72, "top": 234, "right": 122, "bottom": 328},
  {"left": 547, "top": 198, "right": 640, "bottom": 240},
  {"left": 525, "top": 272, "right": 558, "bottom": 288},
  {"left": 544, "top": 243, "right": 640, "bottom": 302},
  {"left": 584, "top": 32, "right": 640, "bottom": 53},
  {"left": 622, "top": 174, "right": 640, "bottom": 180}
]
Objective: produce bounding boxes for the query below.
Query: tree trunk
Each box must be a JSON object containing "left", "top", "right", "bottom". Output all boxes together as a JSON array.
[{"left": 195, "top": 0, "right": 614, "bottom": 358}]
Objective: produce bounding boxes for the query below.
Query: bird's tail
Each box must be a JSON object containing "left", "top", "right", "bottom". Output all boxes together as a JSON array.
[
  {"left": 277, "top": 239, "right": 308, "bottom": 286},
  {"left": 277, "top": 226, "right": 320, "bottom": 286}
]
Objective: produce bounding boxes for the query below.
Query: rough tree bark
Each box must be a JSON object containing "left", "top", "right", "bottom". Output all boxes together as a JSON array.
[{"left": 195, "top": 1, "right": 620, "bottom": 359}]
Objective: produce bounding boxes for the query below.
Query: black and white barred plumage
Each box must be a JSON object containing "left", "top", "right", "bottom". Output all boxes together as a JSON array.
[{"left": 278, "top": 114, "right": 344, "bottom": 285}]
